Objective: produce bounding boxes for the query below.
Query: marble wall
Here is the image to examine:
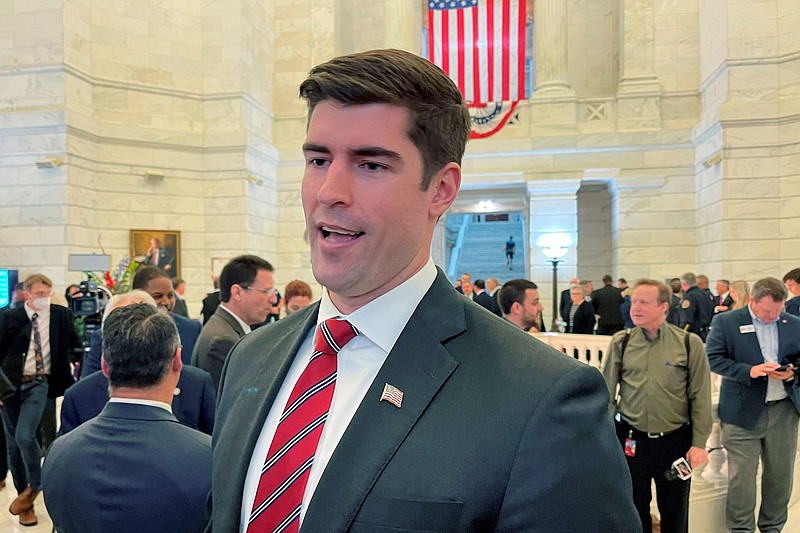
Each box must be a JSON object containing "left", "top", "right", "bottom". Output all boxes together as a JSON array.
[{"left": 0, "top": 0, "right": 797, "bottom": 318}]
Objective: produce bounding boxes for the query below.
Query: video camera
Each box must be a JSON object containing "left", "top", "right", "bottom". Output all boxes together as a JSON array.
[{"left": 69, "top": 278, "right": 109, "bottom": 317}]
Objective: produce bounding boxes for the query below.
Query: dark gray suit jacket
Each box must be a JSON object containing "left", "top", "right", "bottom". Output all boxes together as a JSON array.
[
  {"left": 706, "top": 307, "right": 800, "bottom": 429},
  {"left": 43, "top": 402, "right": 211, "bottom": 533},
  {"left": 192, "top": 307, "right": 245, "bottom": 389},
  {"left": 209, "top": 271, "right": 639, "bottom": 532}
]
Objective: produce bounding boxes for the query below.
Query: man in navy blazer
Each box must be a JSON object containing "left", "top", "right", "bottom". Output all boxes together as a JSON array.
[
  {"left": 783, "top": 268, "right": 800, "bottom": 316},
  {"left": 43, "top": 303, "right": 211, "bottom": 533},
  {"left": 60, "top": 366, "right": 215, "bottom": 435},
  {"left": 209, "top": 49, "right": 638, "bottom": 532},
  {"left": 706, "top": 277, "right": 800, "bottom": 533}
]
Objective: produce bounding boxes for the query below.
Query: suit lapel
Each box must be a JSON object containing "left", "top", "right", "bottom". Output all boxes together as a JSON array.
[
  {"left": 215, "top": 304, "right": 319, "bottom": 520},
  {"left": 301, "top": 272, "right": 465, "bottom": 532},
  {"left": 736, "top": 309, "right": 765, "bottom": 364},
  {"left": 216, "top": 307, "right": 246, "bottom": 338}
]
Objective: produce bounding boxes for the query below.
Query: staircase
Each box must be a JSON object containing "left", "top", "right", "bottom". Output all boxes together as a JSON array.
[{"left": 452, "top": 214, "right": 526, "bottom": 283}]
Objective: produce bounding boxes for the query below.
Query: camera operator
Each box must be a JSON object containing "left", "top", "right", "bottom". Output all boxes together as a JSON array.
[{"left": 603, "top": 279, "right": 712, "bottom": 533}]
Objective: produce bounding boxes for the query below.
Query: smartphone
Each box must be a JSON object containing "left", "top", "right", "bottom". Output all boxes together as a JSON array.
[
  {"left": 672, "top": 457, "right": 693, "bottom": 480},
  {"left": 774, "top": 363, "right": 792, "bottom": 372}
]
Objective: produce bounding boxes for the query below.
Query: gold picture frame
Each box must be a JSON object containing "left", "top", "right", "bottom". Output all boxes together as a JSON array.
[{"left": 130, "top": 229, "right": 181, "bottom": 277}]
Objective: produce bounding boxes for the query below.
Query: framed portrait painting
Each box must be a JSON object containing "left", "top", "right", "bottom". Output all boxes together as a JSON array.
[{"left": 130, "top": 230, "right": 181, "bottom": 277}]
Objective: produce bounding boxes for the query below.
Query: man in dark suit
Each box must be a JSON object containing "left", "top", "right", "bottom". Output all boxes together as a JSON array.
[
  {"left": 192, "top": 255, "right": 276, "bottom": 388},
  {"left": 61, "top": 367, "right": 215, "bottom": 435},
  {"left": 171, "top": 276, "right": 190, "bottom": 317},
  {"left": 132, "top": 267, "right": 201, "bottom": 365},
  {"left": 713, "top": 279, "right": 734, "bottom": 314},
  {"left": 209, "top": 49, "right": 638, "bottom": 532},
  {"left": 65, "top": 294, "right": 215, "bottom": 435},
  {"left": 706, "top": 277, "right": 800, "bottom": 533},
  {"left": 783, "top": 268, "right": 800, "bottom": 316},
  {"left": 472, "top": 279, "right": 499, "bottom": 315},
  {"left": 143, "top": 237, "right": 176, "bottom": 272},
  {"left": 591, "top": 274, "right": 624, "bottom": 335},
  {"left": 0, "top": 274, "right": 81, "bottom": 527},
  {"left": 201, "top": 275, "right": 221, "bottom": 324},
  {"left": 43, "top": 303, "right": 211, "bottom": 533}
]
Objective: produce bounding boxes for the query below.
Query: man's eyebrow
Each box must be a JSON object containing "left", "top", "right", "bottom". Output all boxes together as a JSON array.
[{"left": 301, "top": 143, "right": 401, "bottom": 161}]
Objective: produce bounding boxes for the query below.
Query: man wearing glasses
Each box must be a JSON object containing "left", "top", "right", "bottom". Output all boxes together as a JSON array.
[
  {"left": 0, "top": 274, "right": 81, "bottom": 527},
  {"left": 192, "top": 255, "right": 276, "bottom": 388}
]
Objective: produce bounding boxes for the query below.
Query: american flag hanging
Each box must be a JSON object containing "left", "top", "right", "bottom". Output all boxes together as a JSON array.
[{"left": 427, "top": 0, "right": 527, "bottom": 139}]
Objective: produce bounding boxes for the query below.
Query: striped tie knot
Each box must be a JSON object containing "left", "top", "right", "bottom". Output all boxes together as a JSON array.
[
  {"left": 31, "top": 313, "right": 38, "bottom": 321},
  {"left": 314, "top": 319, "right": 359, "bottom": 356}
]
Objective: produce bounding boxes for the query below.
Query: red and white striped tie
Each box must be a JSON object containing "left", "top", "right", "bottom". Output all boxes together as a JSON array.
[{"left": 247, "top": 318, "right": 359, "bottom": 533}]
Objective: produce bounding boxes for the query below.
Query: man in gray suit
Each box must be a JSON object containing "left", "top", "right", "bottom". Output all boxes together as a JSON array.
[
  {"left": 208, "top": 49, "right": 638, "bottom": 532},
  {"left": 706, "top": 277, "right": 800, "bottom": 533},
  {"left": 191, "top": 255, "right": 276, "bottom": 388},
  {"left": 42, "top": 303, "right": 211, "bottom": 533}
]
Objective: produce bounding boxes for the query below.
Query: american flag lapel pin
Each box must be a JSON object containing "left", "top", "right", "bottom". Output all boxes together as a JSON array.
[{"left": 380, "top": 383, "right": 404, "bottom": 408}]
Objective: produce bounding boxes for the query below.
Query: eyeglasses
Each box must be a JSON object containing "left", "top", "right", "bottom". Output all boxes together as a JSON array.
[
  {"left": 30, "top": 290, "right": 53, "bottom": 298},
  {"left": 241, "top": 286, "right": 276, "bottom": 297}
]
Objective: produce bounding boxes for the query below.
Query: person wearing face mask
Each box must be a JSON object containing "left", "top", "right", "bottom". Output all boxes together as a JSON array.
[{"left": 0, "top": 274, "right": 81, "bottom": 527}]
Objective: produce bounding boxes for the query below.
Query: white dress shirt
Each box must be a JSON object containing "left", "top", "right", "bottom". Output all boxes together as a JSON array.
[
  {"left": 108, "top": 397, "right": 173, "bottom": 413},
  {"left": 24, "top": 303, "right": 51, "bottom": 374},
  {"left": 240, "top": 259, "right": 437, "bottom": 530},
  {"left": 219, "top": 304, "right": 252, "bottom": 335}
]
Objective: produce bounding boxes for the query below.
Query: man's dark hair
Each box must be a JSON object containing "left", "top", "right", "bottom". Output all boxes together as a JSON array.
[
  {"left": 498, "top": 279, "right": 538, "bottom": 315},
  {"left": 219, "top": 255, "right": 274, "bottom": 302},
  {"left": 102, "top": 303, "right": 179, "bottom": 389},
  {"left": 783, "top": 268, "right": 800, "bottom": 284},
  {"left": 171, "top": 277, "right": 185, "bottom": 288},
  {"left": 474, "top": 279, "right": 486, "bottom": 290},
  {"left": 132, "top": 266, "right": 170, "bottom": 290},
  {"left": 751, "top": 277, "right": 788, "bottom": 303},
  {"left": 670, "top": 279, "right": 682, "bottom": 295},
  {"left": 299, "top": 49, "right": 471, "bottom": 190},
  {"left": 618, "top": 278, "right": 627, "bottom": 284},
  {"left": 602, "top": 274, "right": 613, "bottom": 284}
]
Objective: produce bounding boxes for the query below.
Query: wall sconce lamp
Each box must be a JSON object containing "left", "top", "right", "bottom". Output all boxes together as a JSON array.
[
  {"left": 35, "top": 157, "right": 64, "bottom": 169},
  {"left": 703, "top": 152, "right": 723, "bottom": 169},
  {"left": 144, "top": 170, "right": 165, "bottom": 182},
  {"left": 246, "top": 174, "right": 264, "bottom": 186}
]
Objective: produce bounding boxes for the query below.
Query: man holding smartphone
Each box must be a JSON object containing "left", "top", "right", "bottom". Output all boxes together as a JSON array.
[
  {"left": 707, "top": 277, "right": 800, "bottom": 533},
  {"left": 603, "top": 279, "right": 712, "bottom": 533}
]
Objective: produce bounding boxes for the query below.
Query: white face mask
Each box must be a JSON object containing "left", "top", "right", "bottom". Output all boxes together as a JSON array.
[{"left": 32, "top": 297, "right": 51, "bottom": 311}]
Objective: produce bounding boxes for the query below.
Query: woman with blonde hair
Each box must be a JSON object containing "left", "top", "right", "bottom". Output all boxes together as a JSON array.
[{"left": 729, "top": 280, "right": 750, "bottom": 310}]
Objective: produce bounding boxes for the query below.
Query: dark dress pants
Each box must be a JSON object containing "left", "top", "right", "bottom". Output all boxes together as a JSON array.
[{"left": 617, "top": 421, "right": 692, "bottom": 533}]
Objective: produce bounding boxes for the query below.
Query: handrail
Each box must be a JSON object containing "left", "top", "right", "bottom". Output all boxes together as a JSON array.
[{"left": 446, "top": 215, "right": 470, "bottom": 280}]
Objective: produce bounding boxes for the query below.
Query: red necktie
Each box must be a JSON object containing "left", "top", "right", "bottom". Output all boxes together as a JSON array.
[{"left": 247, "top": 318, "right": 359, "bottom": 532}]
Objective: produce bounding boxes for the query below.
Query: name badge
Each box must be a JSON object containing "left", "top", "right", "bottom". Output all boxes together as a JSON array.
[{"left": 739, "top": 325, "right": 755, "bottom": 334}]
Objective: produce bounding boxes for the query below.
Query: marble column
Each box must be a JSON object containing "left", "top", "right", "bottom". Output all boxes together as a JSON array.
[
  {"left": 384, "top": 0, "right": 417, "bottom": 52},
  {"left": 533, "top": 0, "right": 574, "bottom": 96},
  {"left": 617, "top": 0, "right": 662, "bottom": 129},
  {"left": 527, "top": 179, "right": 581, "bottom": 330}
]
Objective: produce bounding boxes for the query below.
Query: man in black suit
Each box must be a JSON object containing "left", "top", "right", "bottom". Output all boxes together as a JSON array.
[
  {"left": 713, "top": 279, "right": 734, "bottom": 314},
  {"left": 706, "top": 278, "right": 800, "bottom": 532},
  {"left": 473, "top": 279, "right": 501, "bottom": 316},
  {"left": 209, "top": 49, "right": 638, "bottom": 532},
  {"left": 592, "top": 274, "right": 625, "bottom": 335},
  {"left": 783, "top": 268, "right": 800, "bottom": 316},
  {"left": 559, "top": 277, "right": 579, "bottom": 324},
  {"left": 0, "top": 274, "right": 81, "bottom": 526},
  {"left": 171, "top": 276, "right": 189, "bottom": 317},
  {"left": 43, "top": 303, "right": 211, "bottom": 533},
  {"left": 201, "top": 275, "right": 221, "bottom": 324}
]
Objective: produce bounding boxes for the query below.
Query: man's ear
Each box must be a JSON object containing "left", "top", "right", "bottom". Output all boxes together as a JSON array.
[
  {"left": 511, "top": 301, "right": 523, "bottom": 316},
  {"left": 428, "top": 162, "right": 461, "bottom": 219},
  {"left": 172, "top": 347, "right": 183, "bottom": 373}
]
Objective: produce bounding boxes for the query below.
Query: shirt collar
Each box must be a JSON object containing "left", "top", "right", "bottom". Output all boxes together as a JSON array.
[
  {"left": 108, "top": 397, "right": 173, "bottom": 413},
  {"left": 317, "top": 258, "right": 438, "bottom": 354},
  {"left": 219, "top": 304, "right": 252, "bottom": 334},
  {"left": 24, "top": 303, "right": 49, "bottom": 320}
]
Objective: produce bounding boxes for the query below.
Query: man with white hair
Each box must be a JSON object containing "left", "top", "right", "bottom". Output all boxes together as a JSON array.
[{"left": 59, "top": 291, "right": 215, "bottom": 435}]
